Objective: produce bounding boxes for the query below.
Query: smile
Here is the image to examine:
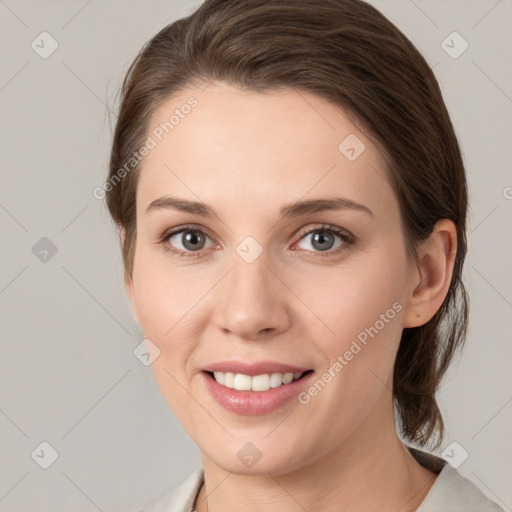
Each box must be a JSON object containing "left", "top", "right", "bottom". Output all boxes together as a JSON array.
[
  {"left": 208, "top": 371, "right": 307, "bottom": 391},
  {"left": 202, "top": 369, "right": 315, "bottom": 415}
]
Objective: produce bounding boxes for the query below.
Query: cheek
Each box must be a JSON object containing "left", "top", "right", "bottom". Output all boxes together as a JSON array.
[
  {"left": 132, "top": 251, "right": 205, "bottom": 335},
  {"left": 131, "top": 261, "right": 202, "bottom": 420},
  {"left": 295, "top": 246, "right": 407, "bottom": 407},
  {"left": 131, "top": 261, "right": 206, "bottom": 402},
  {"left": 298, "top": 251, "right": 406, "bottom": 345},
  {"left": 294, "top": 266, "right": 405, "bottom": 442}
]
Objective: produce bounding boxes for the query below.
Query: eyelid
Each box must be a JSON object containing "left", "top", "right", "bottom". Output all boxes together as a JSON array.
[{"left": 293, "top": 223, "right": 353, "bottom": 243}]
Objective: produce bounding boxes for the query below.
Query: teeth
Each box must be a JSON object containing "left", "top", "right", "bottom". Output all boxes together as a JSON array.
[
  {"left": 212, "top": 371, "right": 304, "bottom": 391},
  {"left": 252, "top": 374, "right": 271, "bottom": 391},
  {"left": 269, "top": 373, "right": 283, "bottom": 388},
  {"left": 233, "top": 373, "right": 252, "bottom": 391},
  {"left": 214, "top": 371, "right": 225, "bottom": 385},
  {"left": 282, "top": 373, "right": 294, "bottom": 384}
]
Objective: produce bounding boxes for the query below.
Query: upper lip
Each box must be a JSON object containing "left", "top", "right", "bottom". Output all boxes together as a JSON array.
[{"left": 203, "top": 361, "right": 312, "bottom": 376}]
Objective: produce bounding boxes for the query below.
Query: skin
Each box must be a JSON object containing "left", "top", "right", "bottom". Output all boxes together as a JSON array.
[{"left": 124, "top": 81, "right": 457, "bottom": 512}]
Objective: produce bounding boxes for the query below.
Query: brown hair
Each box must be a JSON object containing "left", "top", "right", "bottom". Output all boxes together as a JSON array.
[{"left": 106, "top": 0, "right": 469, "bottom": 449}]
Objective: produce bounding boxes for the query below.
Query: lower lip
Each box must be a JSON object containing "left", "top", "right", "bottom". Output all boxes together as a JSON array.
[{"left": 201, "top": 371, "right": 314, "bottom": 415}]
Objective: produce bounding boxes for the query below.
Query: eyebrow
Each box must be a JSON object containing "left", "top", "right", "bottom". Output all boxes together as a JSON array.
[{"left": 145, "top": 195, "right": 373, "bottom": 218}]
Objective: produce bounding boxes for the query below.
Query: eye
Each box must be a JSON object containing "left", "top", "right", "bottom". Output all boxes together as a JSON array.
[
  {"left": 158, "top": 226, "right": 215, "bottom": 258},
  {"left": 293, "top": 224, "right": 354, "bottom": 257},
  {"left": 157, "top": 223, "right": 354, "bottom": 259}
]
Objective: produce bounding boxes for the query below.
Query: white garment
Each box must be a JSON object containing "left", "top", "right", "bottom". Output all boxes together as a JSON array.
[{"left": 132, "top": 446, "right": 505, "bottom": 512}]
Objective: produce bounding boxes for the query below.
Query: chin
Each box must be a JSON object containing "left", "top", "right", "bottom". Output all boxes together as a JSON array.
[{"left": 202, "top": 439, "right": 310, "bottom": 477}]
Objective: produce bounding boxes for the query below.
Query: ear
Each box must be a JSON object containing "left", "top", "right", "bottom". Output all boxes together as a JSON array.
[{"left": 402, "top": 219, "right": 457, "bottom": 328}]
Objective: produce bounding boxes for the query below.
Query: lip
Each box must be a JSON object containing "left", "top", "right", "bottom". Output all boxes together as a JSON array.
[
  {"left": 203, "top": 360, "right": 311, "bottom": 376},
  {"left": 201, "top": 369, "right": 315, "bottom": 415}
]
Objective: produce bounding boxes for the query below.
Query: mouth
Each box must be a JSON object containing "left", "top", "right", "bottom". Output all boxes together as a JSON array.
[
  {"left": 200, "top": 360, "right": 316, "bottom": 415},
  {"left": 203, "top": 369, "right": 314, "bottom": 392}
]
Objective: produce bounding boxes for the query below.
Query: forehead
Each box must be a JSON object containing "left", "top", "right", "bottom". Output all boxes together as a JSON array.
[{"left": 136, "top": 81, "right": 395, "bottom": 219}]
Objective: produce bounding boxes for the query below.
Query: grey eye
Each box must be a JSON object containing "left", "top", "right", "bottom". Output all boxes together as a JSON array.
[
  {"left": 168, "top": 229, "right": 212, "bottom": 252},
  {"left": 297, "top": 229, "right": 346, "bottom": 252}
]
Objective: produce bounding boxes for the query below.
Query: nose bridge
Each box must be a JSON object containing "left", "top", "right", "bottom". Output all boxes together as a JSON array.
[
  {"left": 231, "top": 246, "right": 272, "bottom": 299},
  {"left": 212, "top": 241, "right": 290, "bottom": 337}
]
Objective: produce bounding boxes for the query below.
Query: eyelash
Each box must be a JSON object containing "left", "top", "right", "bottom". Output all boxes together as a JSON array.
[{"left": 157, "top": 224, "right": 355, "bottom": 259}]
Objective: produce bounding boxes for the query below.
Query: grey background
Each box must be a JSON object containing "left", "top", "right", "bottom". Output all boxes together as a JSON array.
[{"left": 0, "top": 0, "right": 511, "bottom": 510}]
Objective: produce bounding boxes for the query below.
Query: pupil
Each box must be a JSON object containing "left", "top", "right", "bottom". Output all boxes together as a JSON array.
[
  {"left": 183, "top": 231, "right": 204, "bottom": 251},
  {"left": 313, "top": 231, "right": 333, "bottom": 251}
]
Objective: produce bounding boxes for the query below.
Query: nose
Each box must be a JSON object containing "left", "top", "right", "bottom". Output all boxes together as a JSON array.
[{"left": 211, "top": 249, "right": 291, "bottom": 340}]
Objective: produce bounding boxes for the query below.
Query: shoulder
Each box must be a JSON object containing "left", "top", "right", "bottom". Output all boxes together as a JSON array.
[
  {"left": 130, "top": 466, "right": 204, "bottom": 512},
  {"left": 409, "top": 447, "right": 505, "bottom": 512}
]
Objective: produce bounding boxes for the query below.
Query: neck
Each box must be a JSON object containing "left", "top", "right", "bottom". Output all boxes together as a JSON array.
[{"left": 194, "top": 399, "right": 437, "bottom": 512}]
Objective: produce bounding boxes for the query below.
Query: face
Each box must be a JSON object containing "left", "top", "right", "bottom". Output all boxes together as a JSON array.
[{"left": 125, "top": 81, "right": 419, "bottom": 475}]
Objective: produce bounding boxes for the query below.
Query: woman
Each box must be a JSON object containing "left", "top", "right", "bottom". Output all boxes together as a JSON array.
[{"left": 104, "top": 0, "right": 504, "bottom": 510}]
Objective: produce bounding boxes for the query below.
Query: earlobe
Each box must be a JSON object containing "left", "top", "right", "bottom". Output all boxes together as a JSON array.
[{"left": 402, "top": 219, "right": 457, "bottom": 328}]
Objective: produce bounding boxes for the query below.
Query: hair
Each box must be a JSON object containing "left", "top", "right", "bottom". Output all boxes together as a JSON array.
[{"left": 105, "top": 0, "right": 469, "bottom": 450}]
